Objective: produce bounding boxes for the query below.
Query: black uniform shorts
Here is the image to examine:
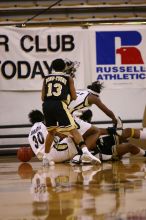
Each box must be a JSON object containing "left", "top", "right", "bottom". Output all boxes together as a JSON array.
[
  {"left": 96, "top": 135, "right": 117, "bottom": 155},
  {"left": 43, "top": 100, "right": 76, "bottom": 132}
]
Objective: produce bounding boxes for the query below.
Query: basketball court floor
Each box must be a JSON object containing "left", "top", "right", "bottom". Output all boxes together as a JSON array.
[{"left": 0, "top": 155, "right": 146, "bottom": 220}]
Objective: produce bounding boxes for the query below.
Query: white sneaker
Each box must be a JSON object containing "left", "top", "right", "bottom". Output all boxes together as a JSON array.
[
  {"left": 71, "top": 154, "right": 82, "bottom": 164},
  {"left": 82, "top": 151, "right": 101, "bottom": 165}
]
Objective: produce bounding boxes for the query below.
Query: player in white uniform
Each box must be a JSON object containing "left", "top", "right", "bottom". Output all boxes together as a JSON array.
[
  {"left": 68, "top": 80, "right": 123, "bottom": 141},
  {"left": 69, "top": 81, "right": 119, "bottom": 125},
  {"left": 28, "top": 109, "right": 99, "bottom": 164},
  {"left": 28, "top": 110, "right": 79, "bottom": 163}
]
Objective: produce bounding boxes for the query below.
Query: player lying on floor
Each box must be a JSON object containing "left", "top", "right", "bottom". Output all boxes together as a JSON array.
[
  {"left": 28, "top": 109, "right": 105, "bottom": 164},
  {"left": 73, "top": 109, "right": 146, "bottom": 162},
  {"left": 81, "top": 130, "right": 146, "bottom": 162},
  {"left": 28, "top": 109, "right": 146, "bottom": 164}
]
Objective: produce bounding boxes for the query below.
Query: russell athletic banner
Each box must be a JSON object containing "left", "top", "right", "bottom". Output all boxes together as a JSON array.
[
  {"left": 0, "top": 25, "right": 146, "bottom": 91},
  {"left": 89, "top": 25, "right": 146, "bottom": 89}
]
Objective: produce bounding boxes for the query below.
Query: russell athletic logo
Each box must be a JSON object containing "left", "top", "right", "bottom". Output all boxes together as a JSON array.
[{"left": 95, "top": 31, "right": 146, "bottom": 81}]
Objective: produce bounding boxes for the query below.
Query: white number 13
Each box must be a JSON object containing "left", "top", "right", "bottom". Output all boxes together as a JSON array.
[{"left": 47, "top": 83, "right": 62, "bottom": 97}]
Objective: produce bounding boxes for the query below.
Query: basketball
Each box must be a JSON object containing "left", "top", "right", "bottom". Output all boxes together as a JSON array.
[
  {"left": 17, "top": 146, "right": 32, "bottom": 162},
  {"left": 27, "top": 146, "right": 35, "bottom": 158}
]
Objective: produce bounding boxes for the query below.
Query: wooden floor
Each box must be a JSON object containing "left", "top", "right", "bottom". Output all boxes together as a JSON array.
[{"left": 0, "top": 156, "right": 146, "bottom": 220}]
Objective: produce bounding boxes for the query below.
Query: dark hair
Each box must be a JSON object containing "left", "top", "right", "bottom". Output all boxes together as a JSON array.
[
  {"left": 80, "top": 109, "right": 93, "bottom": 123},
  {"left": 64, "top": 60, "right": 76, "bottom": 78},
  {"left": 87, "top": 81, "right": 104, "bottom": 94},
  {"left": 28, "top": 110, "right": 44, "bottom": 124},
  {"left": 51, "top": 58, "right": 66, "bottom": 71}
]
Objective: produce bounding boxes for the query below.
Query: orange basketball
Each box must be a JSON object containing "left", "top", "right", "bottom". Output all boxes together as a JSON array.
[
  {"left": 17, "top": 147, "right": 32, "bottom": 162},
  {"left": 27, "top": 146, "right": 35, "bottom": 157}
]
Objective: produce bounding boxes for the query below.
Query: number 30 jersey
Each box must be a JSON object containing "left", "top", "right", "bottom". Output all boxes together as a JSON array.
[
  {"left": 28, "top": 122, "right": 78, "bottom": 161},
  {"left": 28, "top": 122, "right": 48, "bottom": 159}
]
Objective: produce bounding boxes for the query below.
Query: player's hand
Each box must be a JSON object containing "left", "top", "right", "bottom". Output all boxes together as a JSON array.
[{"left": 114, "top": 116, "right": 123, "bottom": 136}]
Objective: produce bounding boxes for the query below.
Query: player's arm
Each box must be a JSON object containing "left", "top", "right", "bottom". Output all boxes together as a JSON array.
[
  {"left": 41, "top": 79, "right": 45, "bottom": 102},
  {"left": 88, "top": 94, "right": 117, "bottom": 124},
  {"left": 69, "top": 76, "right": 77, "bottom": 100}
]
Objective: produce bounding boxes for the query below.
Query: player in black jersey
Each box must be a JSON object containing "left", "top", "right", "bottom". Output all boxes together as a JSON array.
[
  {"left": 41, "top": 58, "right": 101, "bottom": 166},
  {"left": 85, "top": 131, "right": 146, "bottom": 161},
  {"left": 78, "top": 110, "right": 146, "bottom": 161}
]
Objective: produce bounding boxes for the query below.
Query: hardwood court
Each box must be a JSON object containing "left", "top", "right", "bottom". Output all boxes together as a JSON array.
[{"left": 0, "top": 156, "right": 146, "bottom": 220}]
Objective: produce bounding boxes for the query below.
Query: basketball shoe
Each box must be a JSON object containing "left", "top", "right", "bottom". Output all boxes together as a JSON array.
[{"left": 82, "top": 150, "right": 101, "bottom": 165}]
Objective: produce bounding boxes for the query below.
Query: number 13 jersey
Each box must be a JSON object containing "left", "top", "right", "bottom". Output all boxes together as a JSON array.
[{"left": 43, "top": 73, "right": 71, "bottom": 105}]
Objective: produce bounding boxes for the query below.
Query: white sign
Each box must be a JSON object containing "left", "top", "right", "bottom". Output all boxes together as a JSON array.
[
  {"left": 0, "top": 26, "right": 85, "bottom": 90},
  {"left": 89, "top": 25, "right": 146, "bottom": 89},
  {"left": 0, "top": 25, "right": 146, "bottom": 91}
]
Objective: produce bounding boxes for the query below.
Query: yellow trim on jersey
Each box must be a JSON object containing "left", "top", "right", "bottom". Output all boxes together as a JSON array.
[
  {"left": 62, "top": 101, "right": 77, "bottom": 127},
  {"left": 47, "top": 126, "right": 58, "bottom": 131}
]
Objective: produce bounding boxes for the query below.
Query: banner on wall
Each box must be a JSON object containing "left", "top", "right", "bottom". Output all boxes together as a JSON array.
[
  {"left": 0, "top": 25, "right": 146, "bottom": 91},
  {"left": 0, "top": 26, "right": 85, "bottom": 91},
  {"left": 89, "top": 25, "right": 146, "bottom": 89}
]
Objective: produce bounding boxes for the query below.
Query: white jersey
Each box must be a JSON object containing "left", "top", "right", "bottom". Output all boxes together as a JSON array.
[
  {"left": 68, "top": 90, "right": 90, "bottom": 114},
  {"left": 49, "top": 137, "right": 78, "bottom": 163},
  {"left": 74, "top": 116, "right": 91, "bottom": 135},
  {"left": 28, "top": 118, "right": 91, "bottom": 162},
  {"left": 49, "top": 119, "right": 91, "bottom": 163},
  {"left": 28, "top": 122, "right": 48, "bottom": 160},
  {"left": 28, "top": 122, "right": 78, "bottom": 162}
]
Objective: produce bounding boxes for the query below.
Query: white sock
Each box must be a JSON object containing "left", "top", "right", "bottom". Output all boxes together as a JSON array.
[
  {"left": 136, "top": 148, "right": 145, "bottom": 156},
  {"left": 140, "top": 128, "right": 146, "bottom": 139},
  {"left": 82, "top": 146, "right": 89, "bottom": 153}
]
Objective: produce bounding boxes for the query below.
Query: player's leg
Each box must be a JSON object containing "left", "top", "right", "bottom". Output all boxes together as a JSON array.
[
  {"left": 121, "top": 128, "right": 146, "bottom": 140},
  {"left": 43, "top": 130, "right": 56, "bottom": 166},
  {"left": 84, "top": 131, "right": 100, "bottom": 150},
  {"left": 70, "top": 128, "right": 101, "bottom": 164},
  {"left": 42, "top": 101, "right": 59, "bottom": 166},
  {"left": 58, "top": 103, "right": 101, "bottom": 164},
  {"left": 83, "top": 126, "right": 108, "bottom": 139},
  {"left": 116, "top": 143, "right": 146, "bottom": 157}
]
